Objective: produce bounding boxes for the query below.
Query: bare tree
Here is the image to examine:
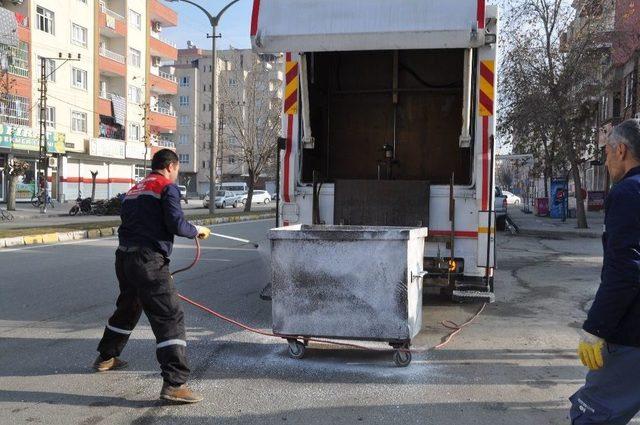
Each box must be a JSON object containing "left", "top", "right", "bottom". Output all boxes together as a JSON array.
[
  {"left": 90, "top": 170, "right": 98, "bottom": 201},
  {"left": 218, "top": 51, "right": 282, "bottom": 211},
  {"left": 499, "top": 0, "right": 614, "bottom": 228},
  {"left": 6, "top": 159, "right": 29, "bottom": 211}
]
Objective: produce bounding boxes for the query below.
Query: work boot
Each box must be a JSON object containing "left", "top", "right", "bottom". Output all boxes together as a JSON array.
[
  {"left": 160, "top": 383, "right": 203, "bottom": 404},
  {"left": 93, "top": 355, "right": 128, "bottom": 372}
]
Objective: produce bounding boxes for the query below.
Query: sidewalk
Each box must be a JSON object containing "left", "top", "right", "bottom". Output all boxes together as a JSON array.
[
  {"left": 508, "top": 206, "right": 603, "bottom": 239},
  {"left": 0, "top": 200, "right": 273, "bottom": 230}
]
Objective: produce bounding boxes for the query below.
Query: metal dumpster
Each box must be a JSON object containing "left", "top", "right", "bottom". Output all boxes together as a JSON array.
[{"left": 268, "top": 225, "right": 428, "bottom": 366}]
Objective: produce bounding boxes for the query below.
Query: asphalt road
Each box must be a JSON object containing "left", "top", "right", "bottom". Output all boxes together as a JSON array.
[{"left": 0, "top": 221, "right": 617, "bottom": 424}]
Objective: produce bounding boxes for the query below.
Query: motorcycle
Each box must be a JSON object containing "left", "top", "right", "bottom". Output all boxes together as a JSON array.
[{"left": 68, "top": 197, "right": 93, "bottom": 216}]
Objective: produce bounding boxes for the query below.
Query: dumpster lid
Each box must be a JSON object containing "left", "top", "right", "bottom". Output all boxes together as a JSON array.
[
  {"left": 250, "top": 0, "right": 490, "bottom": 53},
  {"left": 268, "top": 225, "right": 428, "bottom": 241}
]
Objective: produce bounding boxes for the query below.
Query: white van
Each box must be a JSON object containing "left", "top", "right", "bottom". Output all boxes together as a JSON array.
[{"left": 217, "top": 182, "right": 248, "bottom": 196}]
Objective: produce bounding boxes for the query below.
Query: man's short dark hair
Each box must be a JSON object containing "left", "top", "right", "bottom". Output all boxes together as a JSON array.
[{"left": 151, "top": 149, "right": 179, "bottom": 170}]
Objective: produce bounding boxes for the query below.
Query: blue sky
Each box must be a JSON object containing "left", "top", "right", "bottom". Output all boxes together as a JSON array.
[{"left": 162, "top": 1, "right": 253, "bottom": 51}]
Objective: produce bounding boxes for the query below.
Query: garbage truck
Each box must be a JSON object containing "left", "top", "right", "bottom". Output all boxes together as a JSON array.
[{"left": 252, "top": 0, "right": 500, "bottom": 302}]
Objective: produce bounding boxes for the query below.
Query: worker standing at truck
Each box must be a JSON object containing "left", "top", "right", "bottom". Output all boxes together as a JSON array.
[
  {"left": 570, "top": 119, "right": 640, "bottom": 424},
  {"left": 93, "top": 149, "right": 211, "bottom": 404}
]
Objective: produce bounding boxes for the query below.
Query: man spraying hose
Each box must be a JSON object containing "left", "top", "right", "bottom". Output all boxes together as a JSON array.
[{"left": 94, "top": 149, "right": 211, "bottom": 404}]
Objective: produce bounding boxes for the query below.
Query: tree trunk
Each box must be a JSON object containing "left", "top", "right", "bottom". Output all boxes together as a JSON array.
[
  {"left": 243, "top": 170, "right": 256, "bottom": 213},
  {"left": 91, "top": 171, "right": 98, "bottom": 202},
  {"left": 7, "top": 175, "right": 17, "bottom": 211},
  {"left": 543, "top": 167, "right": 550, "bottom": 198},
  {"left": 571, "top": 163, "right": 588, "bottom": 229}
]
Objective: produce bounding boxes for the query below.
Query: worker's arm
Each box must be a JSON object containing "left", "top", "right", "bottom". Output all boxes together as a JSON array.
[
  {"left": 583, "top": 187, "right": 640, "bottom": 340},
  {"left": 161, "top": 184, "right": 199, "bottom": 239}
]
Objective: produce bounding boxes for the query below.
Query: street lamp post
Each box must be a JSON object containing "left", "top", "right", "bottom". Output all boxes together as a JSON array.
[{"left": 165, "top": 0, "right": 241, "bottom": 214}]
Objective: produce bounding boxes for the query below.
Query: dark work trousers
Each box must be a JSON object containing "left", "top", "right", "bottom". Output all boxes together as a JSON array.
[
  {"left": 570, "top": 342, "right": 640, "bottom": 424},
  {"left": 97, "top": 248, "right": 190, "bottom": 386}
]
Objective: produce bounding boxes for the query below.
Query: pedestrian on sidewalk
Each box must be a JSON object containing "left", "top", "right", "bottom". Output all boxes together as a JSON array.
[
  {"left": 570, "top": 119, "right": 640, "bottom": 424},
  {"left": 94, "top": 149, "right": 211, "bottom": 404}
]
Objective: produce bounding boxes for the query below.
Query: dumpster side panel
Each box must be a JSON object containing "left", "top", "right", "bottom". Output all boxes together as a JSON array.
[
  {"left": 271, "top": 238, "right": 412, "bottom": 341},
  {"left": 406, "top": 236, "right": 425, "bottom": 339}
]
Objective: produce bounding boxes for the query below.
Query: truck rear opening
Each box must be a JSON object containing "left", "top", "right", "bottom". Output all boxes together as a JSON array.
[
  {"left": 302, "top": 49, "right": 471, "bottom": 185},
  {"left": 252, "top": 0, "right": 499, "bottom": 302}
]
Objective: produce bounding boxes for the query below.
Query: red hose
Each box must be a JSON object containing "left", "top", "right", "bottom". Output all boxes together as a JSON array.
[{"left": 173, "top": 238, "right": 485, "bottom": 354}]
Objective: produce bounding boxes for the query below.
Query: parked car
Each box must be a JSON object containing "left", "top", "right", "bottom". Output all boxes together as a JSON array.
[
  {"left": 495, "top": 186, "right": 508, "bottom": 231},
  {"left": 204, "top": 190, "right": 241, "bottom": 209},
  {"left": 502, "top": 190, "right": 521, "bottom": 205},
  {"left": 177, "top": 185, "right": 188, "bottom": 204},
  {"left": 241, "top": 190, "right": 272, "bottom": 205}
]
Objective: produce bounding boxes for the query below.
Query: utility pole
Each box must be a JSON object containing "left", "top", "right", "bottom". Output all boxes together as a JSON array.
[
  {"left": 142, "top": 100, "right": 150, "bottom": 176},
  {"left": 165, "top": 0, "right": 241, "bottom": 214},
  {"left": 38, "top": 53, "right": 80, "bottom": 213}
]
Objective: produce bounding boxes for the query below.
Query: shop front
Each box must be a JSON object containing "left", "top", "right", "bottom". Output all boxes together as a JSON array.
[{"left": 0, "top": 124, "right": 66, "bottom": 202}]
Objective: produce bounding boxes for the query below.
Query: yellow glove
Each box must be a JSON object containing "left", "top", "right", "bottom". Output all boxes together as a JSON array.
[
  {"left": 577, "top": 331, "right": 605, "bottom": 371},
  {"left": 196, "top": 226, "right": 211, "bottom": 240}
]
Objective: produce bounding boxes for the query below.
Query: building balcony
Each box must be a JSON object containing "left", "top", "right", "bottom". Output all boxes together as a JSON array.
[
  {"left": 97, "top": 94, "right": 113, "bottom": 116},
  {"left": 99, "top": 47, "right": 126, "bottom": 76},
  {"left": 0, "top": 94, "right": 30, "bottom": 127},
  {"left": 150, "top": 0, "right": 178, "bottom": 27},
  {"left": 150, "top": 70, "right": 178, "bottom": 95},
  {"left": 150, "top": 35, "right": 178, "bottom": 61},
  {"left": 149, "top": 105, "right": 177, "bottom": 133},
  {"left": 99, "top": 5, "right": 127, "bottom": 38},
  {"left": 155, "top": 139, "right": 176, "bottom": 149}
]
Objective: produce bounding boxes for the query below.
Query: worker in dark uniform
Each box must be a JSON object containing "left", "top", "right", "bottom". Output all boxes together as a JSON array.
[
  {"left": 94, "top": 149, "right": 210, "bottom": 404},
  {"left": 570, "top": 119, "right": 640, "bottom": 424}
]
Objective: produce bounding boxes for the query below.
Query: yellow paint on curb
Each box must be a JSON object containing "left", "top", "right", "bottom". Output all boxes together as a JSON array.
[
  {"left": 23, "top": 235, "right": 44, "bottom": 245},
  {"left": 41, "top": 233, "right": 59, "bottom": 244}
]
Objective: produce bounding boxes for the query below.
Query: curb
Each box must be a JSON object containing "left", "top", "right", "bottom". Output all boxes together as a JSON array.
[
  {"left": 0, "top": 213, "right": 275, "bottom": 250},
  {"left": 515, "top": 227, "right": 601, "bottom": 239}
]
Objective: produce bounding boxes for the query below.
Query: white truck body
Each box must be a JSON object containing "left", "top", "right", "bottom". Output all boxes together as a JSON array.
[{"left": 252, "top": 0, "right": 499, "bottom": 299}]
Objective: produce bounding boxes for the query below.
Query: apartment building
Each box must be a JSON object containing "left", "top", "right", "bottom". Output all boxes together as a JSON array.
[
  {"left": 591, "top": 0, "right": 640, "bottom": 193},
  {"left": 0, "top": 0, "right": 179, "bottom": 202},
  {"left": 174, "top": 45, "right": 283, "bottom": 196}
]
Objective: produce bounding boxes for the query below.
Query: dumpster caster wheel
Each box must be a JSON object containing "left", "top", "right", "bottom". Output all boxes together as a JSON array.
[
  {"left": 287, "top": 339, "right": 306, "bottom": 359},
  {"left": 393, "top": 349, "right": 411, "bottom": 367}
]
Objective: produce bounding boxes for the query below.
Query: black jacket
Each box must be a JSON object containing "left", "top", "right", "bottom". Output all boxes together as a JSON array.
[
  {"left": 118, "top": 172, "right": 197, "bottom": 257},
  {"left": 584, "top": 166, "right": 640, "bottom": 346}
]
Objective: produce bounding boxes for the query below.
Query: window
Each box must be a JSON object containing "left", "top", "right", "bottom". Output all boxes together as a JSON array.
[
  {"left": 78, "top": 0, "right": 87, "bottom": 3},
  {"left": 180, "top": 76, "right": 190, "bottom": 87},
  {"left": 71, "top": 68, "right": 87, "bottom": 90},
  {"left": 203, "top": 84, "right": 207, "bottom": 92},
  {"left": 36, "top": 6, "right": 55, "bottom": 35},
  {"left": 38, "top": 57, "right": 55, "bottom": 82},
  {"left": 135, "top": 165, "right": 150, "bottom": 182},
  {"left": 228, "top": 155, "right": 236, "bottom": 164},
  {"left": 128, "top": 123, "right": 141, "bottom": 141},
  {"left": 71, "top": 23, "right": 87, "bottom": 47},
  {"left": 129, "top": 10, "right": 142, "bottom": 29},
  {"left": 208, "top": 65, "right": 212, "bottom": 72},
  {"left": 179, "top": 115, "right": 189, "bottom": 125},
  {"left": 179, "top": 134, "right": 188, "bottom": 145},
  {"left": 624, "top": 73, "right": 635, "bottom": 109},
  {"left": 179, "top": 96, "right": 189, "bottom": 106},
  {"left": 178, "top": 154, "right": 189, "bottom": 164},
  {"left": 39, "top": 106, "right": 56, "bottom": 128},
  {"left": 129, "top": 48, "right": 141, "bottom": 68},
  {"left": 601, "top": 95, "right": 609, "bottom": 121},
  {"left": 229, "top": 78, "right": 238, "bottom": 86},
  {"left": 128, "top": 85, "right": 142, "bottom": 103},
  {"left": 203, "top": 103, "right": 206, "bottom": 111},
  {"left": 71, "top": 111, "right": 87, "bottom": 133}
]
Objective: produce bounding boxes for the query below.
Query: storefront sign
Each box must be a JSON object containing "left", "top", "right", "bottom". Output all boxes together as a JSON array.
[
  {"left": 0, "top": 124, "right": 66, "bottom": 154},
  {"left": 89, "top": 138, "right": 126, "bottom": 159},
  {"left": 125, "top": 142, "right": 150, "bottom": 160}
]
